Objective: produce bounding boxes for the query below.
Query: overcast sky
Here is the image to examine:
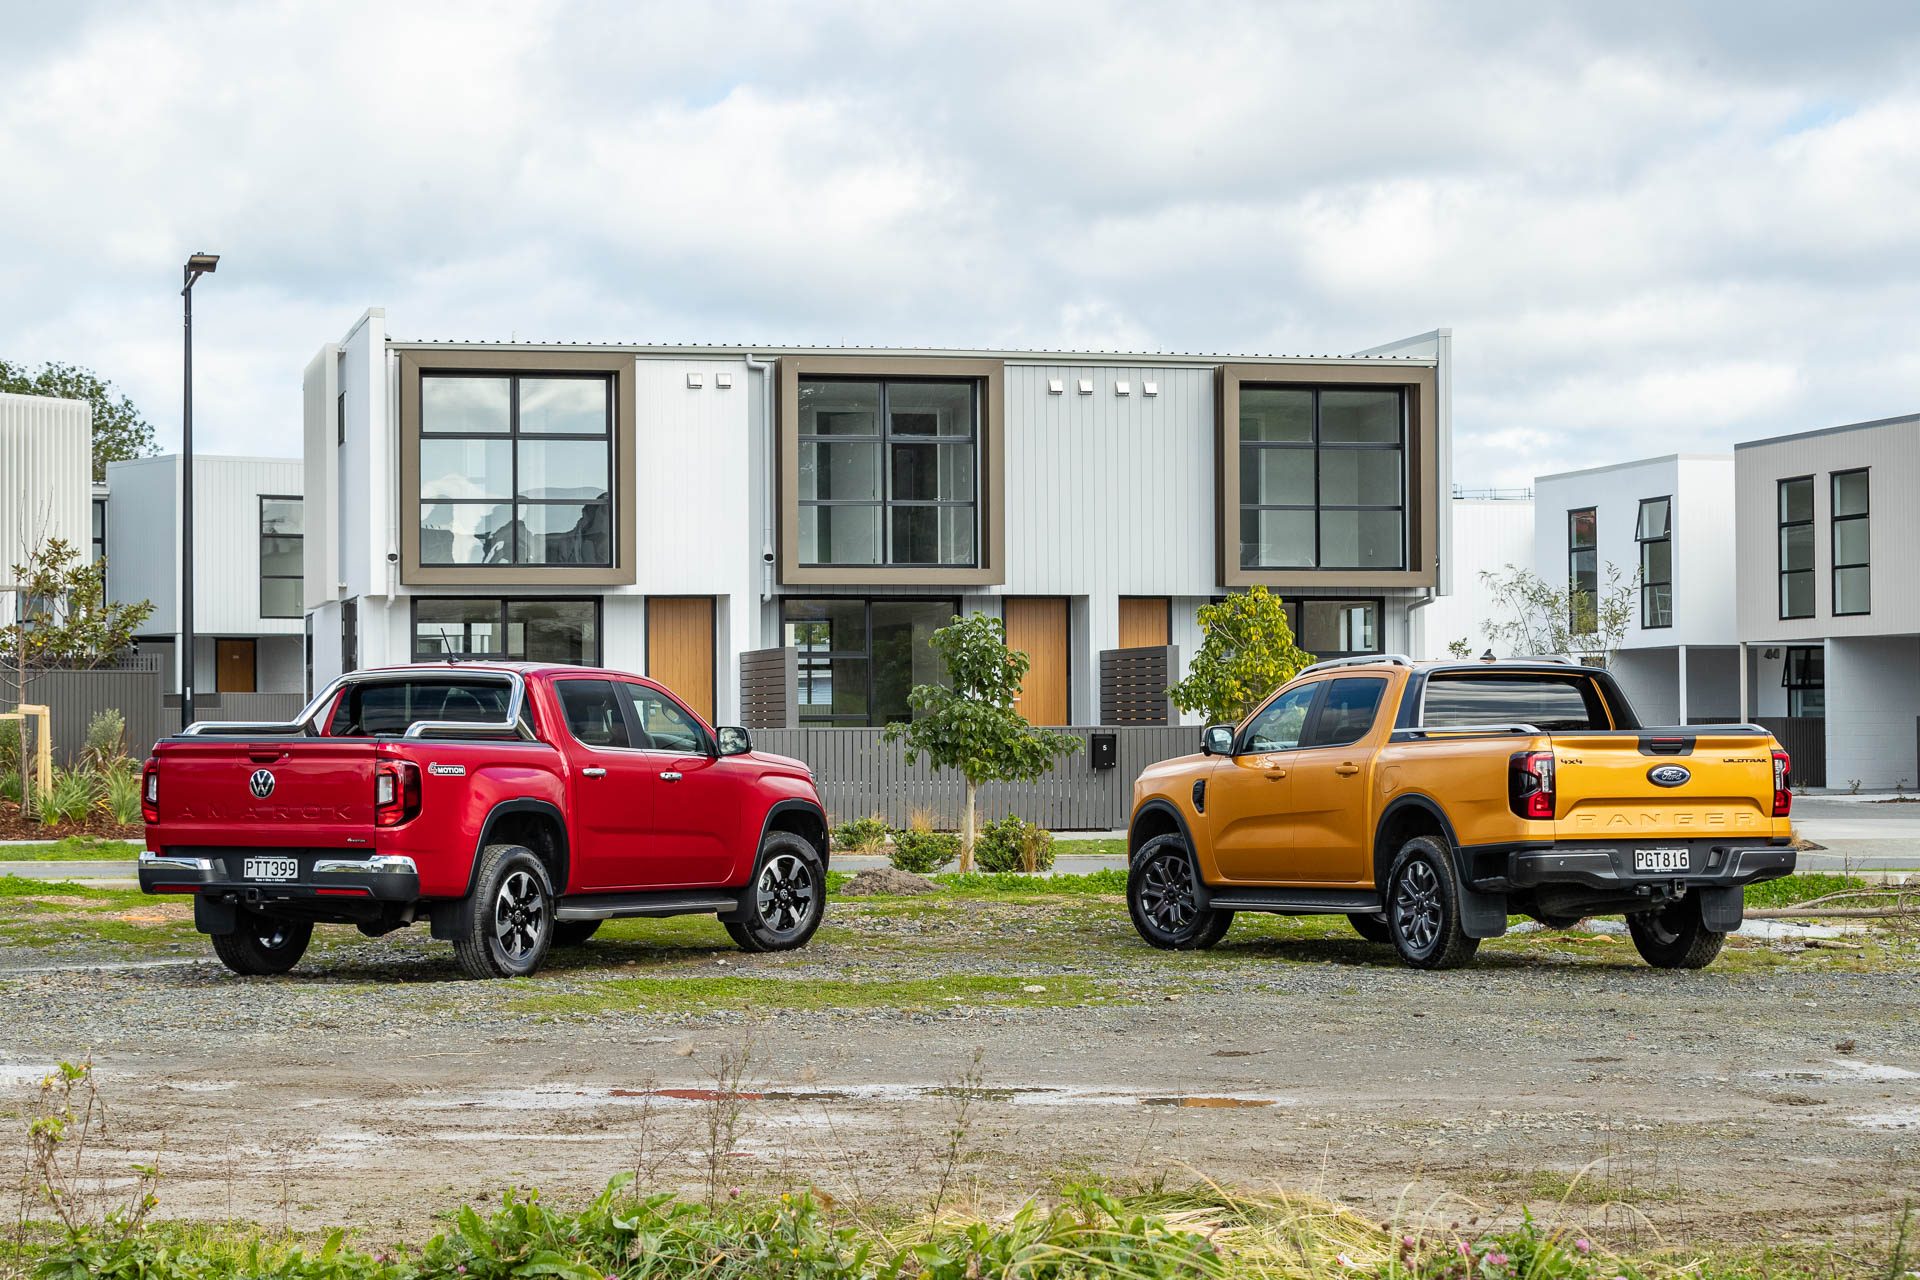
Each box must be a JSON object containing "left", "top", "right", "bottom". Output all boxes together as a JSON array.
[{"left": 5, "top": 1, "right": 1919, "bottom": 488}]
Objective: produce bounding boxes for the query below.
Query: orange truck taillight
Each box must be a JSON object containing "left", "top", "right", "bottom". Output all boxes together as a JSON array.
[
  {"left": 1508, "top": 749, "right": 1555, "bottom": 820},
  {"left": 140, "top": 760, "right": 160, "bottom": 824},
  {"left": 1773, "top": 749, "right": 1792, "bottom": 818},
  {"left": 374, "top": 761, "right": 422, "bottom": 827}
]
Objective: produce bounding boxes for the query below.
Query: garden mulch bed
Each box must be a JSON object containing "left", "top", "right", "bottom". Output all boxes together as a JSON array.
[{"left": 0, "top": 800, "right": 141, "bottom": 842}]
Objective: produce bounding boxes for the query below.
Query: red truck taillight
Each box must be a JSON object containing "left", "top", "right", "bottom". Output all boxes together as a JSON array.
[
  {"left": 1773, "top": 749, "right": 1792, "bottom": 818},
  {"left": 140, "top": 759, "right": 160, "bottom": 824},
  {"left": 1508, "top": 750, "right": 1556, "bottom": 820},
  {"left": 374, "top": 761, "right": 421, "bottom": 827}
]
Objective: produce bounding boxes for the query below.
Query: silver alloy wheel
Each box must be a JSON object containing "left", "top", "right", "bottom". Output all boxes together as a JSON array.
[
  {"left": 493, "top": 869, "right": 546, "bottom": 960},
  {"left": 1393, "top": 858, "right": 1443, "bottom": 954},
  {"left": 1138, "top": 853, "right": 1197, "bottom": 934},
  {"left": 756, "top": 853, "right": 816, "bottom": 938}
]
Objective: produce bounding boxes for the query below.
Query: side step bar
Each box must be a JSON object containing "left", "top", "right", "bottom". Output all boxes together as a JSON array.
[
  {"left": 556, "top": 891, "right": 742, "bottom": 922},
  {"left": 1205, "top": 887, "right": 1382, "bottom": 915}
]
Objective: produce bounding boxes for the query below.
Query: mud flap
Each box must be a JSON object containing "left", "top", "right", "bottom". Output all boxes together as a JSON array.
[
  {"left": 193, "top": 894, "right": 237, "bottom": 937},
  {"left": 1698, "top": 885, "right": 1744, "bottom": 933},
  {"left": 1457, "top": 884, "right": 1509, "bottom": 939},
  {"left": 429, "top": 901, "right": 463, "bottom": 941}
]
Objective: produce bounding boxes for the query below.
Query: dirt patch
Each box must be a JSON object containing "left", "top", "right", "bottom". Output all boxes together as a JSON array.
[
  {"left": 839, "top": 868, "right": 939, "bottom": 896},
  {"left": 0, "top": 800, "right": 142, "bottom": 841}
]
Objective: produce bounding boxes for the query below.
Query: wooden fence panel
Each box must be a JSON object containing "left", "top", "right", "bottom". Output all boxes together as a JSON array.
[
  {"left": 739, "top": 648, "right": 798, "bottom": 729},
  {"left": 1099, "top": 646, "right": 1178, "bottom": 725}
]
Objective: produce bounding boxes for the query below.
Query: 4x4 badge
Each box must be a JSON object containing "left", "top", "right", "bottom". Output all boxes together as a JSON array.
[
  {"left": 248, "top": 769, "right": 276, "bottom": 798},
  {"left": 1647, "top": 764, "right": 1690, "bottom": 788}
]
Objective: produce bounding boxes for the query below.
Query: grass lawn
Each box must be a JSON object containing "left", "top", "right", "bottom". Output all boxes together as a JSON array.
[{"left": 0, "top": 835, "right": 142, "bottom": 861}]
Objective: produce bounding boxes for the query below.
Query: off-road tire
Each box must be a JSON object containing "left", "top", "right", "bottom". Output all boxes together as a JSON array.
[
  {"left": 1128, "top": 835, "right": 1234, "bottom": 950},
  {"left": 725, "top": 832, "right": 826, "bottom": 953},
  {"left": 210, "top": 915, "right": 312, "bottom": 976},
  {"left": 1385, "top": 835, "right": 1480, "bottom": 970},
  {"left": 1627, "top": 896, "right": 1726, "bottom": 970},
  {"left": 552, "top": 920, "right": 602, "bottom": 948},
  {"left": 1347, "top": 911, "right": 1392, "bottom": 944},
  {"left": 452, "top": 844, "right": 555, "bottom": 980}
]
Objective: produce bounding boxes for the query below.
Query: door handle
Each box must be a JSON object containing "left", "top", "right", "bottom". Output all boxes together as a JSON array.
[
  {"left": 1264, "top": 768, "right": 1287, "bottom": 781},
  {"left": 1334, "top": 762, "right": 1361, "bottom": 776},
  {"left": 660, "top": 771, "right": 683, "bottom": 782},
  {"left": 581, "top": 767, "right": 607, "bottom": 779}
]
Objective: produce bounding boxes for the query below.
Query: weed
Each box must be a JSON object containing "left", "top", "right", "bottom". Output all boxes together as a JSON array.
[
  {"left": 929, "top": 1047, "right": 987, "bottom": 1217},
  {"left": 38, "top": 769, "right": 99, "bottom": 827}
]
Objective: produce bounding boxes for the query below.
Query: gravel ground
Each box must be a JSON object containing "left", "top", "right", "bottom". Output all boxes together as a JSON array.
[{"left": 2, "top": 894, "right": 1917, "bottom": 1250}]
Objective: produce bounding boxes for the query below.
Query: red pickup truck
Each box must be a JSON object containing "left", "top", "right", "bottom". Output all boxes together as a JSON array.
[{"left": 137, "top": 664, "right": 830, "bottom": 980}]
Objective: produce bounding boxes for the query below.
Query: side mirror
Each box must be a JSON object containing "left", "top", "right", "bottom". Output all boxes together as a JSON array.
[
  {"left": 715, "top": 725, "right": 752, "bottom": 757},
  {"left": 1202, "top": 725, "right": 1236, "bottom": 756}
]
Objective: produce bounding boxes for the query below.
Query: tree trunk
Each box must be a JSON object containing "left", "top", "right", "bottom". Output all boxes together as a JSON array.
[{"left": 960, "top": 779, "right": 978, "bottom": 874}]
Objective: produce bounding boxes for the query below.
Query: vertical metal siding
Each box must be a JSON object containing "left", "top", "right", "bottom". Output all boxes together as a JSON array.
[{"left": 0, "top": 393, "right": 91, "bottom": 626}]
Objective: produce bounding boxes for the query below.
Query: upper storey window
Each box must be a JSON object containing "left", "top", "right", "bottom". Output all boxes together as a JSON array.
[{"left": 1238, "top": 386, "right": 1406, "bottom": 571}]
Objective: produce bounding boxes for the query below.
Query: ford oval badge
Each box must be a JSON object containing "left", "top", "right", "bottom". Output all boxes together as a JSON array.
[{"left": 1647, "top": 764, "right": 1691, "bottom": 788}]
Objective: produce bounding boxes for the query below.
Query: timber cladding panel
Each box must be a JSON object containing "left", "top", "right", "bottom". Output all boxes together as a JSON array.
[
  {"left": 1215, "top": 362, "right": 1439, "bottom": 589},
  {"left": 646, "top": 596, "right": 716, "bottom": 722},
  {"left": 1003, "top": 596, "right": 1070, "bottom": 726},
  {"left": 1117, "top": 597, "right": 1172, "bottom": 649}
]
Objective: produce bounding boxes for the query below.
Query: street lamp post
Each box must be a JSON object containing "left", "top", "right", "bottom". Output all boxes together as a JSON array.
[{"left": 180, "top": 252, "right": 218, "bottom": 729}]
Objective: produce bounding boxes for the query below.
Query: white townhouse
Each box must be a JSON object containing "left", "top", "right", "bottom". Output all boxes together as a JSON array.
[
  {"left": 0, "top": 391, "right": 92, "bottom": 627},
  {"left": 1413, "top": 490, "right": 1535, "bottom": 659},
  {"left": 1531, "top": 455, "right": 1741, "bottom": 726},
  {"left": 302, "top": 310, "right": 1456, "bottom": 727},
  {"left": 105, "top": 454, "right": 307, "bottom": 700},
  {"left": 1734, "top": 413, "right": 1920, "bottom": 791}
]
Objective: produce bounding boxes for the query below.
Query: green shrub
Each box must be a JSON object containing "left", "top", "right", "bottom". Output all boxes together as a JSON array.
[
  {"left": 888, "top": 828, "right": 959, "bottom": 875},
  {"left": 82, "top": 708, "right": 126, "bottom": 772},
  {"left": 105, "top": 768, "right": 143, "bottom": 825},
  {"left": 974, "top": 813, "right": 1055, "bottom": 873},
  {"left": 830, "top": 814, "right": 889, "bottom": 854},
  {"left": 41, "top": 767, "right": 100, "bottom": 826}
]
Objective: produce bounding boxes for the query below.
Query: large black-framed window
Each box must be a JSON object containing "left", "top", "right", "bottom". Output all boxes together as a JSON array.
[
  {"left": 781, "top": 596, "right": 958, "bottom": 725},
  {"left": 797, "top": 377, "right": 979, "bottom": 568},
  {"left": 1831, "top": 468, "right": 1869, "bottom": 616},
  {"left": 1783, "top": 644, "right": 1824, "bottom": 717},
  {"left": 1635, "top": 496, "right": 1672, "bottom": 629},
  {"left": 90, "top": 497, "right": 106, "bottom": 596},
  {"left": 260, "top": 495, "right": 303, "bottom": 619},
  {"left": 1567, "top": 507, "right": 1597, "bottom": 633},
  {"left": 1239, "top": 386, "right": 1406, "bottom": 570},
  {"left": 1281, "top": 597, "right": 1384, "bottom": 660},
  {"left": 1778, "top": 476, "right": 1815, "bottom": 619},
  {"left": 411, "top": 597, "right": 601, "bottom": 665},
  {"left": 418, "top": 372, "right": 612, "bottom": 567}
]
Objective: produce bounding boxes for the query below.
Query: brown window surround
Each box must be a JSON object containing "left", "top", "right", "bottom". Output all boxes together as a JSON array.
[
  {"left": 396, "top": 348, "right": 637, "bottom": 587},
  {"left": 777, "top": 355, "right": 1005, "bottom": 587},
  {"left": 1214, "top": 363, "right": 1438, "bottom": 589}
]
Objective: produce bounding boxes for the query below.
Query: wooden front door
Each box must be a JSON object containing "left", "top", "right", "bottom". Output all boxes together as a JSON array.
[
  {"left": 215, "top": 639, "right": 257, "bottom": 693},
  {"left": 646, "top": 597, "right": 716, "bottom": 723},
  {"left": 1118, "top": 597, "right": 1171, "bottom": 649},
  {"left": 1003, "top": 597, "right": 1069, "bottom": 726}
]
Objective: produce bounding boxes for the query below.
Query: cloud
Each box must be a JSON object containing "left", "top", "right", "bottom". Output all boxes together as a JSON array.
[{"left": 2, "top": 0, "right": 1919, "bottom": 488}]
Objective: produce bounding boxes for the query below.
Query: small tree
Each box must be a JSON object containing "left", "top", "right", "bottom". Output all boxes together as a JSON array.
[
  {"left": 1168, "top": 586, "right": 1315, "bottom": 724},
  {"left": 1, "top": 538, "right": 154, "bottom": 670},
  {"left": 0, "top": 360, "right": 157, "bottom": 481},
  {"left": 1466, "top": 563, "right": 1637, "bottom": 667},
  {"left": 882, "top": 613, "right": 1082, "bottom": 873}
]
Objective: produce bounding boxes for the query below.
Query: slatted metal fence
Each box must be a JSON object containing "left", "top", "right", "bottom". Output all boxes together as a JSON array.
[
  {"left": 18, "top": 658, "right": 167, "bottom": 763},
  {"left": 752, "top": 725, "right": 1197, "bottom": 830}
]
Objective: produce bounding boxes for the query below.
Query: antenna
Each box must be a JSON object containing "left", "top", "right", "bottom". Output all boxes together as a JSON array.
[{"left": 439, "top": 627, "right": 460, "bottom": 664}]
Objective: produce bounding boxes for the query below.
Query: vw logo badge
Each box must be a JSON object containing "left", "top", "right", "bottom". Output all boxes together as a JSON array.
[
  {"left": 1647, "top": 764, "right": 1691, "bottom": 788},
  {"left": 249, "top": 769, "right": 276, "bottom": 799}
]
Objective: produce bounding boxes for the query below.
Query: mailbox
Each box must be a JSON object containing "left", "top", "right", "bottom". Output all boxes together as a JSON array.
[{"left": 1090, "top": 732, "right": 1118, "bottom": 771}]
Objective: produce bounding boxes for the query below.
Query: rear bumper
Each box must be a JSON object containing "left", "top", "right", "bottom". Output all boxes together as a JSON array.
[
  {"left": 1462, "top": 838, "right": 1795, "bottom": 893},
  {"left": 139, "top": 851, "right": 421, "bottom": 912}
]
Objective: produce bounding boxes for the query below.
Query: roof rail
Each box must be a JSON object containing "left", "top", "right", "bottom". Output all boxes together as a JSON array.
[{"left": 1298, "top": 653, "right": 1414, "bottom": 677}]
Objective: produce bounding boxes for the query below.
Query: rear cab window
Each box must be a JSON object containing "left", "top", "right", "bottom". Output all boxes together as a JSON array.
[
  {"left": 1420, "top": 672, "right": 1614, "bottom": 732},
  {"left": 324, "top": 677, "right": 530, "bottom": 738}
]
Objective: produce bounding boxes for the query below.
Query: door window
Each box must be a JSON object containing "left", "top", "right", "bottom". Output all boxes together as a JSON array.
[
  {"left": 1302, "top": 677, "right": 1386, "bottom": 748},
  {"left": 621, "top": 685, "right": 709, "bottom": 753},
  {"left": 1239, "top": 683, "right": 1318, "bottom": 754},
  {"left": 555, "top": 679, "right": 630, "bottom": 748}
]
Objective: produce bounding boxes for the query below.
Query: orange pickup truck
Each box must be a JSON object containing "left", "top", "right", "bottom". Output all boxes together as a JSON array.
[{"left": 1126, "top": 656, "right": 1795, "bottom": 970}]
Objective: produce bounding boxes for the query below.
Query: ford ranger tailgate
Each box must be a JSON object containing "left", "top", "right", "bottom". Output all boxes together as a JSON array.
[
  {"left": 151, "top": 738, "right": 377, "bottom": 847},
  {"left": 1550, "top": 730, "right": 1777, "bottom": 843}
]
